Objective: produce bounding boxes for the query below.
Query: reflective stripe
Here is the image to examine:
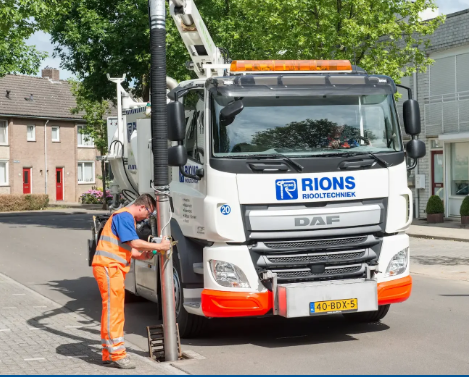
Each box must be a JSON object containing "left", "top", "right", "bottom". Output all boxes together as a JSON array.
[
  {"left": 105, "top": 344, "right": 126, "bottom": 353},
  {"left": 101, "top": 337, "right": 125, "bottom": 345},
  {"left": 99, "top": 235, "right": 132, "bottom": 252},
  {"left": 95, "top": 250, "right": 129, "bottom": 266},
  {"left": 105, "top": 267, "right": 111, "bottom": 355}
]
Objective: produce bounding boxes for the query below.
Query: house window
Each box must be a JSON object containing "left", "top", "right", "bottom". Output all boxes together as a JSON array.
[
  {"left": 0, "top": 161, "right": 8, "bottom": 186},
  {"left": 51, "top": 126, "right": 60, "bottom": 142},
  {"left": 451, "top": 142, "right": 469, "bottom": 196},
  {"left": 77, "top": 126, "right": 94, "bottom": 147},
  {"left": 27, "top": 125, "right": 36, "bottom": 141},
  {"left": 0, "top": 120, "right": 7, "bottom": 145},
  {"left": 77, "top": 161, "right": 95, "bottom": 184}
]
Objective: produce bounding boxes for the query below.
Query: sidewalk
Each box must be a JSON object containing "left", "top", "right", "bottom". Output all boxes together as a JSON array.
[
  {"left": 407, "top": 218, "right": 469, "bottom": 242},
  {"left": 0, "top": 272, "right": 185, "bottom": 375},
  {"left": 0, "top": 208, "right": 108, "bottom": 218}
]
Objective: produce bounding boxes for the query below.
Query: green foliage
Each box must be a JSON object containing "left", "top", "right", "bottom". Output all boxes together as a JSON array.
[
  {"left": 80, "top": 189, "right": 112, "bottom": 204},
  {"left": 47, "top": 0, "right": 444, "bottom": 102},
  {"left": 0, "top": 194, "right": 49, "bottom": 212},
  {"left": 426, "top": 195, "right": 444, "bottom": 215},
  {"left": 0, "top": 0, "right": 70, "bottom": 77},
  {"left": 460, "top": 196, "right": 469, "bottom": 217},
  {"left": 70, "top": 80, "right": 110, "bottom": 155},
  {"left": 249, "top": 120, "right": 370, "bottom": 151}
]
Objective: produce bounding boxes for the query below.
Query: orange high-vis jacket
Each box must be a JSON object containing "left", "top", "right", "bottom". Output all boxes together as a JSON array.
[{"left": 92, "top": 208, "right": 136, "bottom": 273}]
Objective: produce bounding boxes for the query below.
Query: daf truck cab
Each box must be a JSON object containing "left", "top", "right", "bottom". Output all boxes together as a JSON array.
[{"left": 88, "top": 0, "right": 425, "bottom": 338}]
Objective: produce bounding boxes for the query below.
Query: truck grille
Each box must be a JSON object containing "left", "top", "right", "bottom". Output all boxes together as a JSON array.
[
  {"left": 264, "top": 236, "right": 367, "bottom": 250},
  {"left": 272, "top": 264, "right": 364, "bottom": 281},
  {"left": 267, "top": 251, "right": 365, "bottom": 265},
  {"left": 253, "top": 235, "right": 381, "bottom": 284}
]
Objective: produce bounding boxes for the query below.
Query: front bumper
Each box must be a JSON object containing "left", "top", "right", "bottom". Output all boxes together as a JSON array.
[
  {"left": 201, "top": 289, "right": 273, "bottom": 317},
  {"left": 378, "top": 275, "right": 412, "bottom": 305},
  {"left": 201, "top": 275, "right": 412, "bottom": 318}
]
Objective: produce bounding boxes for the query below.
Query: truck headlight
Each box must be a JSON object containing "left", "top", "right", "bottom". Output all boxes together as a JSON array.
[
  {"left": 384, "top": 248, "right": 409, "bottom": 277},
  {"left": 209, "top": 260, "right": 250, "bottom": 288}
]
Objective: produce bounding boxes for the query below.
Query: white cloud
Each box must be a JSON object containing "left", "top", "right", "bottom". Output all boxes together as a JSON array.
[
  {"left": 435, "top": 0, "right": 469, "bottom": 14},
  {"left": 26, "top": 31, "right": 74, "bottom": 80}
]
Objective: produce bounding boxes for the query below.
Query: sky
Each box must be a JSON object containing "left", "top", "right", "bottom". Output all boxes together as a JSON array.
[{"left": 27, "top": 0, "right": 469, "bottom": 81}]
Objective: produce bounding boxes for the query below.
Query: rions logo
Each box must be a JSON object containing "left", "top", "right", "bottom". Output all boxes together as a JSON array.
[{"left": 276, "top": 179, "right": 298, "bottom": 201}]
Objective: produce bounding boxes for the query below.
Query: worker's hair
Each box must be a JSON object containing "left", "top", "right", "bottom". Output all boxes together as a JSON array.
[{"left": 133, "top": 194, "right": 156, "bottom": 210}]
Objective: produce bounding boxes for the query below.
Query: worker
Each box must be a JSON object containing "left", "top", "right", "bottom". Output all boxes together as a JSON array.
[{"left": 92, "top": 193, "right": 171, "bottom": 369}]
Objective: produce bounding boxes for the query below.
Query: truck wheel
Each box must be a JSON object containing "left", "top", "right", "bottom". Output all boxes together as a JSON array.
[
  {"left": 343, "top": 304, "right": 390, "bottom": 323},
  {"left": 172, "top": 247, "right": 207, "bottom": 338}
]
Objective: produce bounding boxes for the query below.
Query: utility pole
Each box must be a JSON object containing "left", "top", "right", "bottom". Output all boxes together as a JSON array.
[{"left": 148, "top": 0, "right": 179, "bottom": 362}]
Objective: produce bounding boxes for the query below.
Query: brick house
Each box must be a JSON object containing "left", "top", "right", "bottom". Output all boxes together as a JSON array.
[
  {"left": 401, "top": 9, "right": 469, "bottom": 218},
  {"left": 0, "top": 68, "right": 103, "bottom": 203}
]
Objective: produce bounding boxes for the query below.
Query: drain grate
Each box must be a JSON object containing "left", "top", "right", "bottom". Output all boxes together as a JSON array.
[{"left": 147, "top": 324, "right": 182, "bottom": 362}]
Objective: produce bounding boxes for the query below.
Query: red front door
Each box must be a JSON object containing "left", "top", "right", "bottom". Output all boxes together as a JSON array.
[
  {"left": 23, "top": 168, "right": 31, "bottom": 194},
  {"left": 56, "top": 168, "right": 64, "bottom": 201},
  {"left": 431, "top": 151, "right": 444, "bottom": 201}
]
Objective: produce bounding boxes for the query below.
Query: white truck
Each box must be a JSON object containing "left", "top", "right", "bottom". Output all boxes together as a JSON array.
[{"left": 88, "top": 0, "right": 426, "bottom": 338}]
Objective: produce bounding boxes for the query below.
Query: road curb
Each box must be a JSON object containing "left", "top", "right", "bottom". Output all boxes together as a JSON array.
[
  {"left": 0, "top": 210, "right": 107, "bottom": 218},
  {"left": 0, "top": 271, "right": 188, "bottom": 375},
  {"left": 408, "top": 233, "right": 469, "bottom": 243}
]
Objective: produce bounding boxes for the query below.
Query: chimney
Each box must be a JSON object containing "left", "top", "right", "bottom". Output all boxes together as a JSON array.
[{"left": 42, "top": 66, "right": 60, "bottom": 81}]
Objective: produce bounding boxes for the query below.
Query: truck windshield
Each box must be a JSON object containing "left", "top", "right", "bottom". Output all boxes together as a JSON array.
[{"left": 211, "top": 94, "right": 402, "bottom": 157}]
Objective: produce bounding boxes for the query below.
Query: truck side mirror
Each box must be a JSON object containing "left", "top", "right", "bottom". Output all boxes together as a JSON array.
[
  {"left": 406, "top": 139, "right": 426, "bottom": 159},
  {"left": 403, "top": 99, "right": 421, "bottom": 136},
  {"left": 168, "top": 102, "right": 186, "bottom": 141},
  {"left": 220, "top": 100, "right": 244, "bottom": 127},
  {"left": 406, "top": 139, "right": 426, "bottom": 170},
  {"left": 168, "top": 145, "right": 187, "bottom": 167}
]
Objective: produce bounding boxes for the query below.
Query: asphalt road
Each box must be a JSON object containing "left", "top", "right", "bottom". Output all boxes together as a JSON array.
[{"left": 0, "top": 212, "right": 468, "bottom": 374}]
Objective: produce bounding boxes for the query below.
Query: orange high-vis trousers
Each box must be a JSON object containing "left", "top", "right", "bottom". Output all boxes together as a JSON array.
[{"left": 93, "top": 265, "right": 127, "bottom": 362}]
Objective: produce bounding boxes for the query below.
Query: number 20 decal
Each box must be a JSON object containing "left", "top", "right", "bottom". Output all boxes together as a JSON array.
[{"left": 220, "top": 205, "right": 231, "bottom": 215}]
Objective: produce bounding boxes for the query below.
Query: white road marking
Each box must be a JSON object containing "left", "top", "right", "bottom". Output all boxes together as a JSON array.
[
  {"left": 33, "top": 306, "right": 47, "bottom": 308},
  {"left": 0, "top": 329, "right": 11, "bottom": 332},
  {"left": 24, "top": 358, "right": 45, "bottom": 361},
  {"left": 1, "top": 307, "right": 17, "bottom": 309}
]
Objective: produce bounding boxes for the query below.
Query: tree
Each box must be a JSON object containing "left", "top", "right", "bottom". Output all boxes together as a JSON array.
[
  {"left": 70, "top": 81, "right": 111, "bottom": 209},
  {"left": 0, "top": 0, "right": 69, "bottom": 77},
  {"left": 48, "top": 0, "right": 444, "bottom": 102},
  {"left": 251, "top": 119, "right": 360, "bottom": 150},
  {"left": 237, "top": 0, "right": 445, "bottom": 82}
]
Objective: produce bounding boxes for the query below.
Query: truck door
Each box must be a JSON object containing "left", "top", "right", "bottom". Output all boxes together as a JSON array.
[{"left": 172, "top": 89, "right": 207, "bottom": 239}]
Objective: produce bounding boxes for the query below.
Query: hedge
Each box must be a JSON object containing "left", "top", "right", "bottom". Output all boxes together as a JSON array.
[
  {"left": 0, "top": 194, "right": 49, "bottom": 212},
  {"left": 460, "top": 196, "right": 469, "bottom": 217},
  {"left": 426, "top": 195, "right": 444, "bottom": 215}
]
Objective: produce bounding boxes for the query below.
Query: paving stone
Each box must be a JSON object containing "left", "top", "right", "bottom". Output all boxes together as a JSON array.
[{"left": 0, "top": 273, "right": 178, "bottom": 375}]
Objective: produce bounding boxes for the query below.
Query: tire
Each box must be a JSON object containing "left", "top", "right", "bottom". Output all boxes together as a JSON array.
[
  {"left": 343, "top": 304, "right": 390, "bottom": 323},
  {"left": 172, "top": 246, "right": 207, "bottom": 338}
]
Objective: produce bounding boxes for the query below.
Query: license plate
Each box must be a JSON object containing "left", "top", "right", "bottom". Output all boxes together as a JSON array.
[{"left": 310, "top": 298, "right": 358, "bottom": 314}]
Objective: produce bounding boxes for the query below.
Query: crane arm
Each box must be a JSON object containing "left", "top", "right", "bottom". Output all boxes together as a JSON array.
[{"left": 169, "top": 0, "right": 228, "bottom": 78}]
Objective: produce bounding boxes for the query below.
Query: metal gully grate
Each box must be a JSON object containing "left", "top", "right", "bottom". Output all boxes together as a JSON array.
[
  {"left": 264, "top": 236, "right": 367, "bottom": 250},
  {"left": 147, "top": 324, "right": 182, "bottom": 362}
]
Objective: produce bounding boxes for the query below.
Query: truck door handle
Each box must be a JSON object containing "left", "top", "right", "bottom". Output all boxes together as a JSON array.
[
  {"left": 338, "top": 159, "right": 375, "bottom": 170},
  {"left": 248, "top": 163, "right": 289, "bottom": 172}
]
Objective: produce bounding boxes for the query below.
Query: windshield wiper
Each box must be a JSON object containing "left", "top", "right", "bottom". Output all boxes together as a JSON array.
[
  {"left": 314, "top": 152, "right": 390, "bottom": 168},
  {"left": 230, "top": 153, "right": 304, "bottom": 172},
  {"left": 367, "top": 152, "right": 390, "bottom": 168}
]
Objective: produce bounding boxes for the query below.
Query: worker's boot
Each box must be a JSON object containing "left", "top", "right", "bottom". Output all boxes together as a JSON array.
[{"left": 107, "top": 356, "right": 136, "bottom": 369}]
